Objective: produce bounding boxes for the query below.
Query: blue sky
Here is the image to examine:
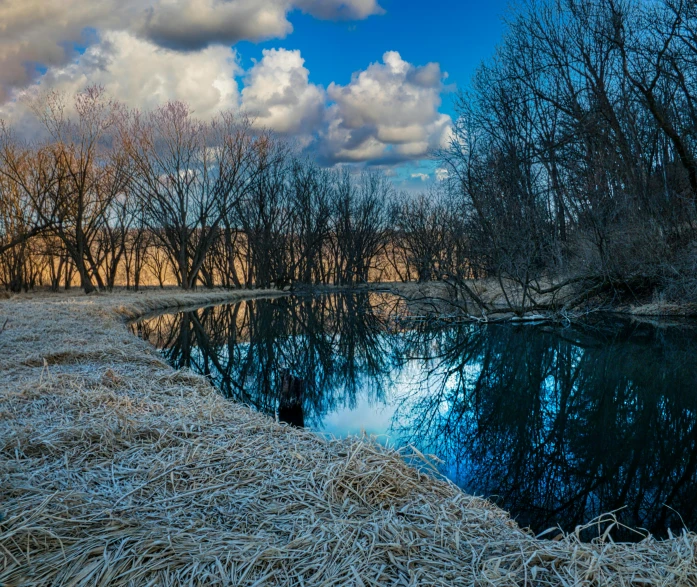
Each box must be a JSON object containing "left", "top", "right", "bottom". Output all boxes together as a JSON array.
[
  {"left": 238, "top": 0, "right": 510, "bottom": 118},
  {"left": 0, "top": 0, "right": 511, "bottom": 189}
]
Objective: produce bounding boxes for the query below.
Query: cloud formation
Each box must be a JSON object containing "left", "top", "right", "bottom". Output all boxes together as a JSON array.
[
  {"left": 322, "top": 51, "right": 452, "bottom": 164},
  {"left": 294, "top": 0, "right": 384, "bottom": 20},
  {"left": 141, "top": 0, "right": 384, "bottom": 51},
  {"left": 0, "top": 31, "right": 240, "bottom": 132},
  {"left": 1, "top": 42, "right": 450, "bottom": 167},
  {"left": 241, "top": 48, "right": 325, "bottom": 137},
  {"left": 0, "top": 0, "right": 137, "bottom": 101},
  {"left": 0, "top": 0, "right": 383, "bottom": 100},
  {"left": 0, "top": 0, "right": 449, "bottom": 169},
  {"left": 138, "top": 0, "right": 293, "bottom": 51}
]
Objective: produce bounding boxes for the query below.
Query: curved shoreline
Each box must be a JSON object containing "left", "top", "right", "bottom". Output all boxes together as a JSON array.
[{"left": 1, "top": 289, "right": 696, "bottom": 586}]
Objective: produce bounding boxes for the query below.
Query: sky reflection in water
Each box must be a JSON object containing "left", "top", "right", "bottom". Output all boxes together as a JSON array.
[{"left": 132, "top": 293, "right": 697, "bottom": 541}]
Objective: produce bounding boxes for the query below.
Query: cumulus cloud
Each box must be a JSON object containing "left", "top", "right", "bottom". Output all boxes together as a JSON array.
[
  {"left": 241, "top": 48, "right": 324, "bottom": 136},
  {"left": 320, "top": 51, "right": 452, "bottom": 164},
  {"left": 0, "top": 2, "right": 450, "bottom": 171},
  {"left": 0, "top": 31, "right": 240, "bottom": 128},
  {"left": 294, "top": 0, "right": 384, "bottom": 20},
  {"left": 0, "top": 0, "right": 384, "bottom": 99},
  {"left": 435, "top": 167, "right": 449, "bottom": 182},
  {"left": 0, "top": 0, "right": 140, "bottom": 102},
  {"left": 141, "top": 0, "right": 384, "bottom": 51},
  {"left": 138, "top": 0, "right": 293, "bottom": 51}
]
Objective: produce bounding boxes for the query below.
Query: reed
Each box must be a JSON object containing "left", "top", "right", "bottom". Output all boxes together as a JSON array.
[{"left": 1, "top": 289, "right": 695, "bottom": 586}]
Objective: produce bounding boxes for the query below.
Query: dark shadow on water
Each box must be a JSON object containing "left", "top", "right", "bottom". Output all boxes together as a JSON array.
[
  {"left": 131, "top": 295, "right": 697, "bottom": 541},
  {"left": 131, "top": 293, "right": 400, "bottom": 428}
]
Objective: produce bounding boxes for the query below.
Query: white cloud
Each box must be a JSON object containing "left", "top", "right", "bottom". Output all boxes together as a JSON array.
[
  {"left": 321, "top": 51, "right": 452, "bottom": 164},
  {"left": 138, "top": 0, "right": 293, "bottom": 50},
  {"left": 0, "top": 0, "right": 384, "bottom": 100},
  {"left": 0, "top": 31, "right": 240, "bottom": 127},
  {"left": 241, "top": 48, "right": 325, "bottom": 136},
  {"left": 0, "top": 8, "right": 451, "bottom": 172},
  {"left": 0, "top": 0, "right": 140, "bottom": 101},
  {"left": 294, "top": 0, "right": 384, "bottom": 20},
  {"left": 237, "top": 49, "right": 454, "bottom": 163},
  {"left": 411, "top": 173, "right": 429, "bottom": 181}
]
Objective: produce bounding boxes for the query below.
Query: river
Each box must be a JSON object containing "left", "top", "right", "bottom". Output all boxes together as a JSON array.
[{"left": 131, "top": 292, "right": 697, "bottom": 541}]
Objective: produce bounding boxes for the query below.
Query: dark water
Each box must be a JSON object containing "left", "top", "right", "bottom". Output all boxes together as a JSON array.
[{"left": 131, "top": 293, "right": 697, "bottom": 540}]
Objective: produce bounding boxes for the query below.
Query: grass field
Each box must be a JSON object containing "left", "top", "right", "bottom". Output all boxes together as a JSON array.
[{"left": 1, "top": 289, "right": 696, "bottom": 586}]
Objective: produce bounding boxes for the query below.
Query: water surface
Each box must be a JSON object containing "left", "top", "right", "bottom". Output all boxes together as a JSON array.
[{"left": 131, "top": 292, "right": 697, "bottom": 540}]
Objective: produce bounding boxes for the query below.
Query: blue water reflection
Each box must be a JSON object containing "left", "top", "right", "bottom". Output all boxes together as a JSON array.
[{"left": 131, "top": 293, "right": 697, "bottom": 540}]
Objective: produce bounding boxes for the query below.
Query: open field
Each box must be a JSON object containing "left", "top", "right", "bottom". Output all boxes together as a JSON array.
[{"left": 1, "top": 289, "right": 696, "bottom": 586}]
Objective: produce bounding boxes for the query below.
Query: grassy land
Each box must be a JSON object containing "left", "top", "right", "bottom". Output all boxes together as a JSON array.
[{"left": 1, "top": 289, "right": 696, "bottom": 586}]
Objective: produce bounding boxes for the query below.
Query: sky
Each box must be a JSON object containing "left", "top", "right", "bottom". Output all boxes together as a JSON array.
[{"left": 0, "top": 0, "right": 510, "bottom": 190}]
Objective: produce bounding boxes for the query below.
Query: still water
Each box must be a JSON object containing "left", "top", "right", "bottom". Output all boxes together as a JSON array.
[{"left": 131, "top": 292, "right": 697, "bottom": 540}]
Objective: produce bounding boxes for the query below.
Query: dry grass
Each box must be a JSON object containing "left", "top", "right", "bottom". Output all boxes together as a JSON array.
[
  {"left": 627, "top": 301, "right": 697, "bottom": 317},
  {"left": 1, "top": 288, "right": 696, "bottom": 586}
]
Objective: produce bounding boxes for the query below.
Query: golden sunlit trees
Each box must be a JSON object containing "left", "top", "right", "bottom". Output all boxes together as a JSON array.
[
  {"left": 123, "top": 103, "right": 261, "bottom": 290},
  {"left": 0, "top": 88, "right": 417, "bottom": 293},
  {"left": 1, "top": 87, "right": 128, "bottom": 293},
  {"left": 0, "top": 128, "right": 58, "bottom": 256}
]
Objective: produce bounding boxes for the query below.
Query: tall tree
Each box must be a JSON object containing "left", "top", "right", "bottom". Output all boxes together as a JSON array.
[{"left": 123, "top": 103, "right": 259, "bottom": 289}]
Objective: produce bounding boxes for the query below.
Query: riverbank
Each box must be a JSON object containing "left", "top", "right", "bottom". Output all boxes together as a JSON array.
[
  {"left": 386, "top": 279, "right": 697, "bottom": 322},
  {"left": 1, "top": 289, "right": 696, "bottom": 586}
]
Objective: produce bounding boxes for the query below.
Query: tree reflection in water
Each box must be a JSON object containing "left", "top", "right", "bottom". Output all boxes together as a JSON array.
[
  {"left": 132, "top": 293, "right": 402, "bottom": 428},
  {"left": 394, "top": 317, "right": 697, "bottom": 540},
  {"left": 132, "top": 296, "right": 697, "bottom": 540}
]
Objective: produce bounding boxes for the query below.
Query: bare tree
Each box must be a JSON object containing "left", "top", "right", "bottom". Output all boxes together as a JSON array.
[
  {"left": 393, "top": 189, "right": 457, "bottom": 283},
  {"left": 123, "top": 103, "right": 260, "bottom": 289},
  {"left": 331, "top": 171, "right": 390, "bottom": 286},
  {"left": 287, "top": 160, "right": 333, "bottom": 286},
  {"left": 6, "top": 87, "right": 128, "bottom": 293},
  {"left": 0, "top": 127, "right": 58, "bottom": 268},
  {"left": 433, "top": 0, "right": 697, "bottom": 312},
  {"left": 233, "top": 138, "right": 292, "bottom": 289}
]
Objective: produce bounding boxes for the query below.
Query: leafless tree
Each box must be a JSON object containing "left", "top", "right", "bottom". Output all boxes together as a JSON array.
[
  {"left": 233, "top": 137, "right": 292, "bottom": 289},
  {"left": 436, "top": 0, "right": 697, "bottom": 311},
  {"left": 330, "top": 171, "right": 390, "bottom": 286},
  {"left": 4, "top": 87, "right": 128, "bottom": 293},
  {"left": 123, "top": 103, "right": 260, "bottom": 289}
]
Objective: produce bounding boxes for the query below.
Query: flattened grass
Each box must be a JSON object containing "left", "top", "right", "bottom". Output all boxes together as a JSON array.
[{"left": 1, "top": 289, "right": 695, "bottom": 586}]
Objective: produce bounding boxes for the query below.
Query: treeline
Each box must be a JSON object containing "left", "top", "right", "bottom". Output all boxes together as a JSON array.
[
  {"left": 440, "top": 0, "right": 697, "bottom": 309},
  {"left": 8, "top": 0, "right": 694, "bottom": 308},
  {"left": 0, "top": 88, "right": 468, "bottom": 293}
]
